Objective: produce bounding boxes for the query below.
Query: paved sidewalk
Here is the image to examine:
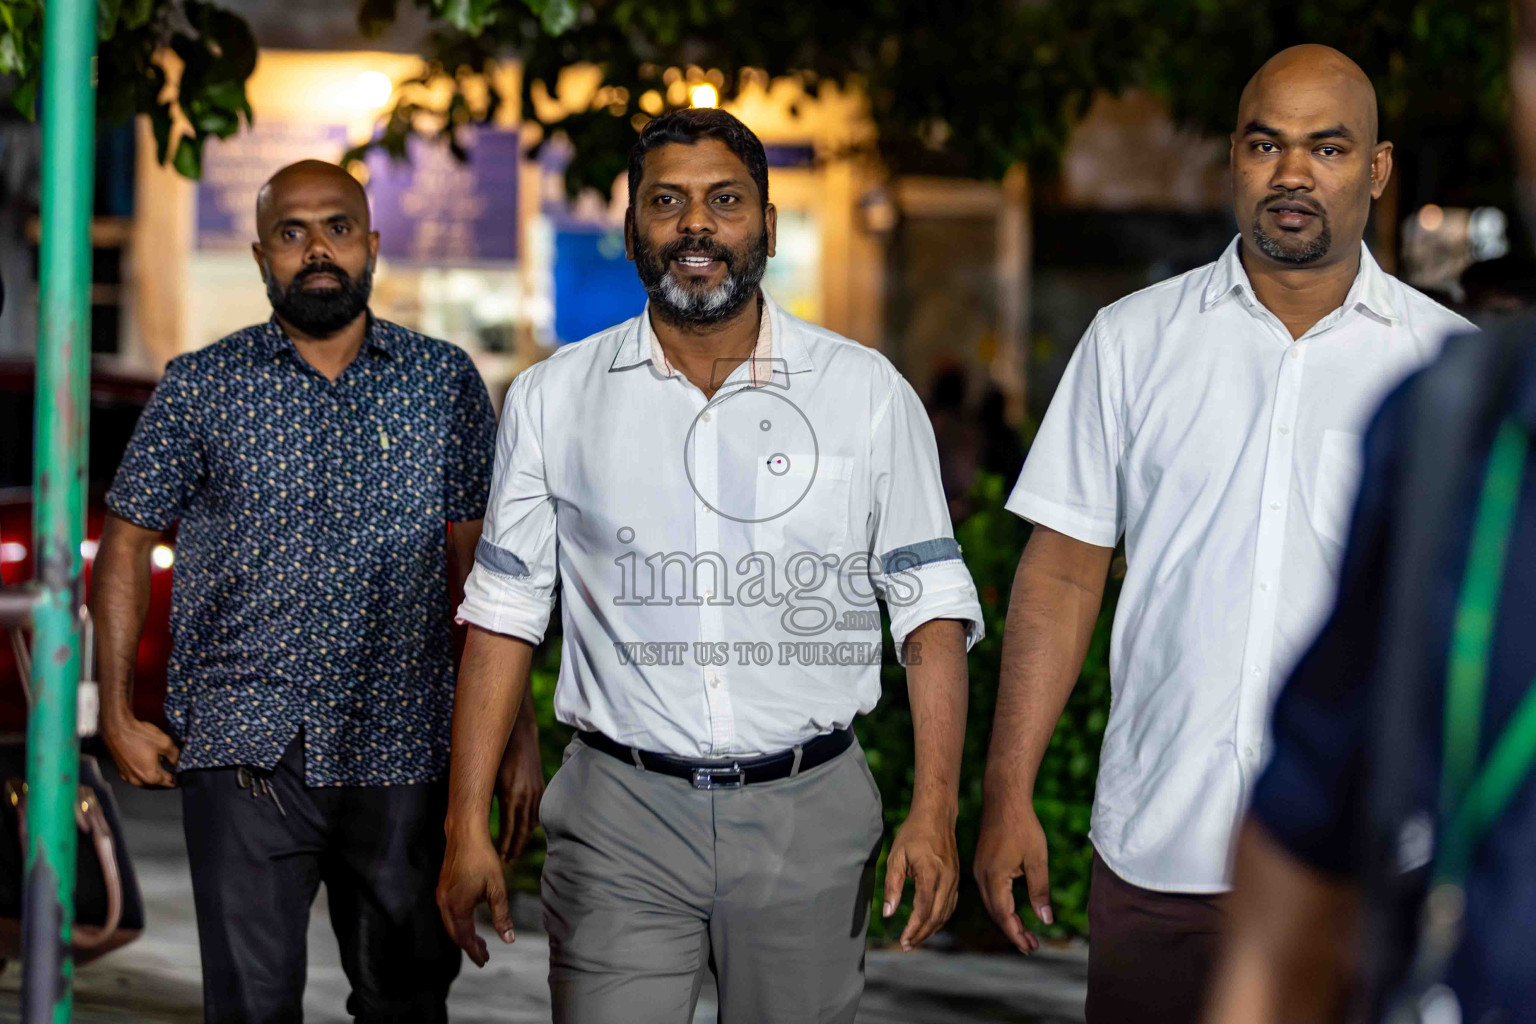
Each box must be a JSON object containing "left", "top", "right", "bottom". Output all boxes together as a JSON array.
[{"left": 0, "top": 783, "right": 1086, "bottom": 1023}]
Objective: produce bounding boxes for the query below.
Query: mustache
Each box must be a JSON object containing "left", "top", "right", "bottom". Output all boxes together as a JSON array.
[
  {"left": 1259, "top": 193, "right": 1326, "bottom": 216},
  {"left": 292, "top": 261, "right": 352, "bottom": 287},
  {"left": 658, "top": 237, "right": 734, "bottom": 265}
]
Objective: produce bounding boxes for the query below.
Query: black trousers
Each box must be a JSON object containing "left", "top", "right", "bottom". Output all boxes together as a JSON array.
[
  {"left": 1085, "top": 852, "right": 1229, "bottom": 1024},
  {"left": 180, "top": 733, "right": 462, "bottom": 1024}
]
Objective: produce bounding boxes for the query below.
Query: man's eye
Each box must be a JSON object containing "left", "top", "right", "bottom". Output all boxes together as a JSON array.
[
  {"left": 331, "top": 223, "right": 350, "bottom": 235},
  {"left": 655, "top": 195, "right": 678, "bottom": 206},
  {"left": 282, "top": 229, "right": 301, "bottom": 241},
  {"left": 1253, "top": 141, "right": 1276, "bottom": 153},
  {"left": 1318, "top": 146, "right": 1340, "bottom": 157},
  {"left": 714, "top": 194, "right": 739, "bottom": 205}
]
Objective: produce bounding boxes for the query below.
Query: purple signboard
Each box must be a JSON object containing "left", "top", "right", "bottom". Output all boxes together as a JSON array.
[
  {"left": 365, "top": 127, "right": 520, "bottom": 264},
  {"left": 196, "top": 122, "right": 349, "bottom": 250}
]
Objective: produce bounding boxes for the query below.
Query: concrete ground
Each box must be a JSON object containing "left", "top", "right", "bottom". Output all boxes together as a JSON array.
[{"left": 0, "top": 782, "right": 1086, "bottom": 1023}]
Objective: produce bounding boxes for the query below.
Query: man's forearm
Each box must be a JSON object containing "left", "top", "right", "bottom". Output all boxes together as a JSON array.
[
  {"left": 446, "top": 625, "right": 536, "bottom": 841},
  {"left": 1204, "top": 822, "right": 1361, "bottom": 1024},
  {"left": 90, "top": 517, "right": 158, "bottom": 726},
  {"left": 903, "top": 618, "right": 969, "bottom": 819},
  {"left": 984, "top": 529, "right": 1111, "bottom": 806}
]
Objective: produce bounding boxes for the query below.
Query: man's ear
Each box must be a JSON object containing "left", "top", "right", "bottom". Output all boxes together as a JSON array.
[
  {"left": 251, "top": 242, "right": 267, "bottom": 281},
  {"left": 624, "top": 207, "right": 636, "bottom": 262},
  {"left": 765, "top": 202, "right": 777, "bottom": 260},
  {"left": 368, "top": 230, "right": 380, "bottom": 265},
  {"left": 1370, "top": 141, "right": 1394, "bottom": 201}
]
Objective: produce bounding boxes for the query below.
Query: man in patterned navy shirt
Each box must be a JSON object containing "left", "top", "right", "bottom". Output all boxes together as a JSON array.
[{"left": 90, "top": 161, "right": 536, "bottom": 1024}]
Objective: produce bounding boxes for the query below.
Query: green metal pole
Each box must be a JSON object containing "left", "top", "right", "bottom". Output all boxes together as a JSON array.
[{"left": 24, "top": 0, "right": 96, "bottom": 1019}]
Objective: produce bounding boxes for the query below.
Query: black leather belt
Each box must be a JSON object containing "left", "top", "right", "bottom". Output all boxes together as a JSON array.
[{"left": 576, "top": 728, "right": 854, "bottom": 790}]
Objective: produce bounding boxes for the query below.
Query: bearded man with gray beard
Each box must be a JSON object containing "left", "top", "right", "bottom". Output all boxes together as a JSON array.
[{"left": 438, "top": 108, "right": 983, "bottom": 1023}]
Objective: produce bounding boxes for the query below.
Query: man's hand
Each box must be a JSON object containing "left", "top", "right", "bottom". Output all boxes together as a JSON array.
[
  {"left": 437, "top": 831, "right": 516, "bottom": 968},
  {"left": 973, "top": 799, "right": 1051, "bottom": 954},
  {"left": 494, "top": 723, "right": 545, "bottom": 862},
  {"left": 881, "top": 806, "right": 960, "bottom": 951},
  {"left": 101, "top": 715, "right": 181, "bottom": 788}
]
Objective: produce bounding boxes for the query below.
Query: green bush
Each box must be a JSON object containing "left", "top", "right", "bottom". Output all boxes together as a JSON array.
[{"left": 505, "top": 471, "right": 1119, "bottom": 947}]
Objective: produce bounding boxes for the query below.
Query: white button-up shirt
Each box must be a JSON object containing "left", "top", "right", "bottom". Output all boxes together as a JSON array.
[
  {"left": 459, "top": 295, "right": 984, "bottom": 758},
  {"left": 1008, "top": 238, "right": 1471, "bottom": 891}
]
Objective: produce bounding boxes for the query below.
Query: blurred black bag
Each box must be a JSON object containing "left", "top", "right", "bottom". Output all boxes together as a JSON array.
[{"left": 0, "top": 739, "right": 144, "bottom": 963}]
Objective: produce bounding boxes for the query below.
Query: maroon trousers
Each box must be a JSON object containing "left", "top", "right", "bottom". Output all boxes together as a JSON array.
[{"left": 1085, "top": 852, "right": 1229, "bottom": 1024}]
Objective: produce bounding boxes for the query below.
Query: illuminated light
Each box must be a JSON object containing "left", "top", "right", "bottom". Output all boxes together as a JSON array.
[
  {"left": 689, "top": 84, "right": 719, "bottom": 109},
  {"left": 80, "top": 539, "right": 98, "bottom": 560},
  {"left": 350, "top": 70, "right": 394, "bottom": 111},
  {"left": 0, "top": 542, "right": 25, "bottom": 563},
  {"left": 151, "top": 545, "right": 176, "bottom": 570},
  {"left": 639, "top": 89, "right": 664, "bottom": 116},
  {"left": 1418, "top": 204, "right": 1445, "bottom": 232}
]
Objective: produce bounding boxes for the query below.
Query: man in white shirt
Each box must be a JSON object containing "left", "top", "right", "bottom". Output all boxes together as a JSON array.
[
  {"left": 436, "top": 108, "right": 984, "bottom": 1024},
  {"left": 972, "top": 45, "right": 1472, "bottom": 1023}
]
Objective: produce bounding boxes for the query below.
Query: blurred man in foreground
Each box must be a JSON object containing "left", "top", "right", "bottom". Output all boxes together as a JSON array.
[
  {"left": 436, "top": 108, "right": 982, "bottom": 1023},
  {"left": 92, "top": 160, "right": 540, "bottom": 1023},
  {"left": 973, "top": 45, "right": 1471, "bottom": 1023},
  {"left": 1207, "top": 11, "right": 1536, "bottom": 1023}
]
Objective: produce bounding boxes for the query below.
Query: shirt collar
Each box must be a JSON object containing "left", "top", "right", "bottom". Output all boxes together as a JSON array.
[
  {"left": 256, "top": 311, "right": 391, "bottom": 361},
  {"left": 1201, "top": 235, "right": 1400, "bottom": 325},
  {"left": 609, "top": 291, "right": 814, "bottom": 385}
]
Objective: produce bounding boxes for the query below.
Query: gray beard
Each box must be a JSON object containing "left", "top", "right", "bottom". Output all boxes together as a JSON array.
[{"left": 656, "top": 272, "right": 742, "bottom": 318}]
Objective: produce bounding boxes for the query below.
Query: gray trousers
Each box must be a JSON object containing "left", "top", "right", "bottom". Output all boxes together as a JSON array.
[{"left": 540, "top": 734, "right": 885, "bottom": 1024}]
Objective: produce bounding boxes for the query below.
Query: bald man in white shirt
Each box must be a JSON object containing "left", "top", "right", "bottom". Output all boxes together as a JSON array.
[{"left": 973, "top": 45, "right": 1473, "bottom": 1024}]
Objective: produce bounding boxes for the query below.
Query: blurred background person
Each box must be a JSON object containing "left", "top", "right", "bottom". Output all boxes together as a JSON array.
[
  {"left": 1205, "top": 3, "right": 1536, "bottom": 1021},
  {"left": 973, "top": 44, "right": 1471, "bottom": 1024},
  {"left": 1459, "top": 253, "right": 1536, "bottom": 324}
]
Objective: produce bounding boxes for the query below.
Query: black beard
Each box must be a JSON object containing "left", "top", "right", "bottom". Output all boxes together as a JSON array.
[
  {"left": 266, "top": 260, "right": 373, "bottom": 337},
  {"left": 1253, "top": 220, "right": 1332, "bottom": 264},
  {"left": 631, "top": 227, "right": 769, "bottom": 328}
]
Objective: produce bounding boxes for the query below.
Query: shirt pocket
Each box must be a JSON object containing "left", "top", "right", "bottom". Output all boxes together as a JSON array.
[
  {"left": 1309, "top": 429, "right": 1365, "bottom": 548},
  {"left": 753, "top": 453, "right": 854, "bottom": 557}
]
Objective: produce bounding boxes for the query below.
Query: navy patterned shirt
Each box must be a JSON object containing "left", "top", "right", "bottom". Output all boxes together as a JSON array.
[{"left": 106, "top": 316, "right": 496, "bottom": 786}]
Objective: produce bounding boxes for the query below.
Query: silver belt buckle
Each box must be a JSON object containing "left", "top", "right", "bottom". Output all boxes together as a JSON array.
[{"left": 691, "top": 764, "right": 745, "bottom": 790}]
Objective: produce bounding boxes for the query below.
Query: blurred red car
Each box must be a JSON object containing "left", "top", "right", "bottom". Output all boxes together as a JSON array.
[{"left": 0, "top": 361, "right": 174, "bottom": 733}]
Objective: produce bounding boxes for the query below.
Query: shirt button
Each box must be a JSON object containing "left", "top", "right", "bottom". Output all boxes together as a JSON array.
[
  {"left": 1242, "top": 745, "right": 1256, "bottom": 759},
  {"left": 1251, "top": 666, "right": 1262, "bottom": 677},
  {"left": 1259, "top": 582, "right": 1270, "bottom": 592},
  {"left": 708, "top": 675, "right": 721, "bottom": 690},
  {"left": 1278, "top": 426, "right": 1290, "bottom": 436},
  {"left": 700, "top": 411, "right": 713, "bottom": 423},
  {"left": 1269, "top": 501, "right": 1281, "bottom": 511},
  {"left": 702, "top": 587, "right": 715, "bottom": 600}
]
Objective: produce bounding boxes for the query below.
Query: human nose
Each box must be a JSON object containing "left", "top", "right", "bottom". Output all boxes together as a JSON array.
[{"left": 1268, "top": 146, "right": 1314, "bottom": 194}]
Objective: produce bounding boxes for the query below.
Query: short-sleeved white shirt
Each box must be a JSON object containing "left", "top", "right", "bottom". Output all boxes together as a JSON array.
[
  {"left": 459, "top": 294, "right": 984, "bottom": 758},
  {"left": 1008, "top": 237, "right": 1472, "bottom": 891}
]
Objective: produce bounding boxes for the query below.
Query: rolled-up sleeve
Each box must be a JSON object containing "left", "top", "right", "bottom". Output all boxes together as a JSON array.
[
  {"left": 105, "top": 355, "right": 206, "bottom": 531},
  {"left": 455, "top": 369, "right": 558, "bottom": 644},
  {"left": 1005, "top": 311, "right": 1123, "bottom": 546},
  {"left": 868, "top": 372, "right": 984, "bottom": 663}
]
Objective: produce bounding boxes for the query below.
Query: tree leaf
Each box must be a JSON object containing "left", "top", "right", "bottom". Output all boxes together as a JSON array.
[
  {"left": 150, "top": 103, "right": 172, "bottom": 163},
  {"left": 537, "top": 0, "right": 578, "bottom": 35},
  {"left": 97, "top": 0, "right": 123, "bottom": 41},
  {"left": 172, "top": 133, "right": 202, "bottom": 179}
]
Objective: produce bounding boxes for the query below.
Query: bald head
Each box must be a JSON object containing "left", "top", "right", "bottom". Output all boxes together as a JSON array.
[
  {"left": 255, "top": 160, "right": 370, "bottom": 236},
  {"left": 1230, "top": 45, "right": 1392, "bottom": 272},
  {"left": 1238, "top": 45, "right": 1378, "bottom": 145},
  {"left": 251, "top": 160, "right": 379, "bottom": 340}
]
